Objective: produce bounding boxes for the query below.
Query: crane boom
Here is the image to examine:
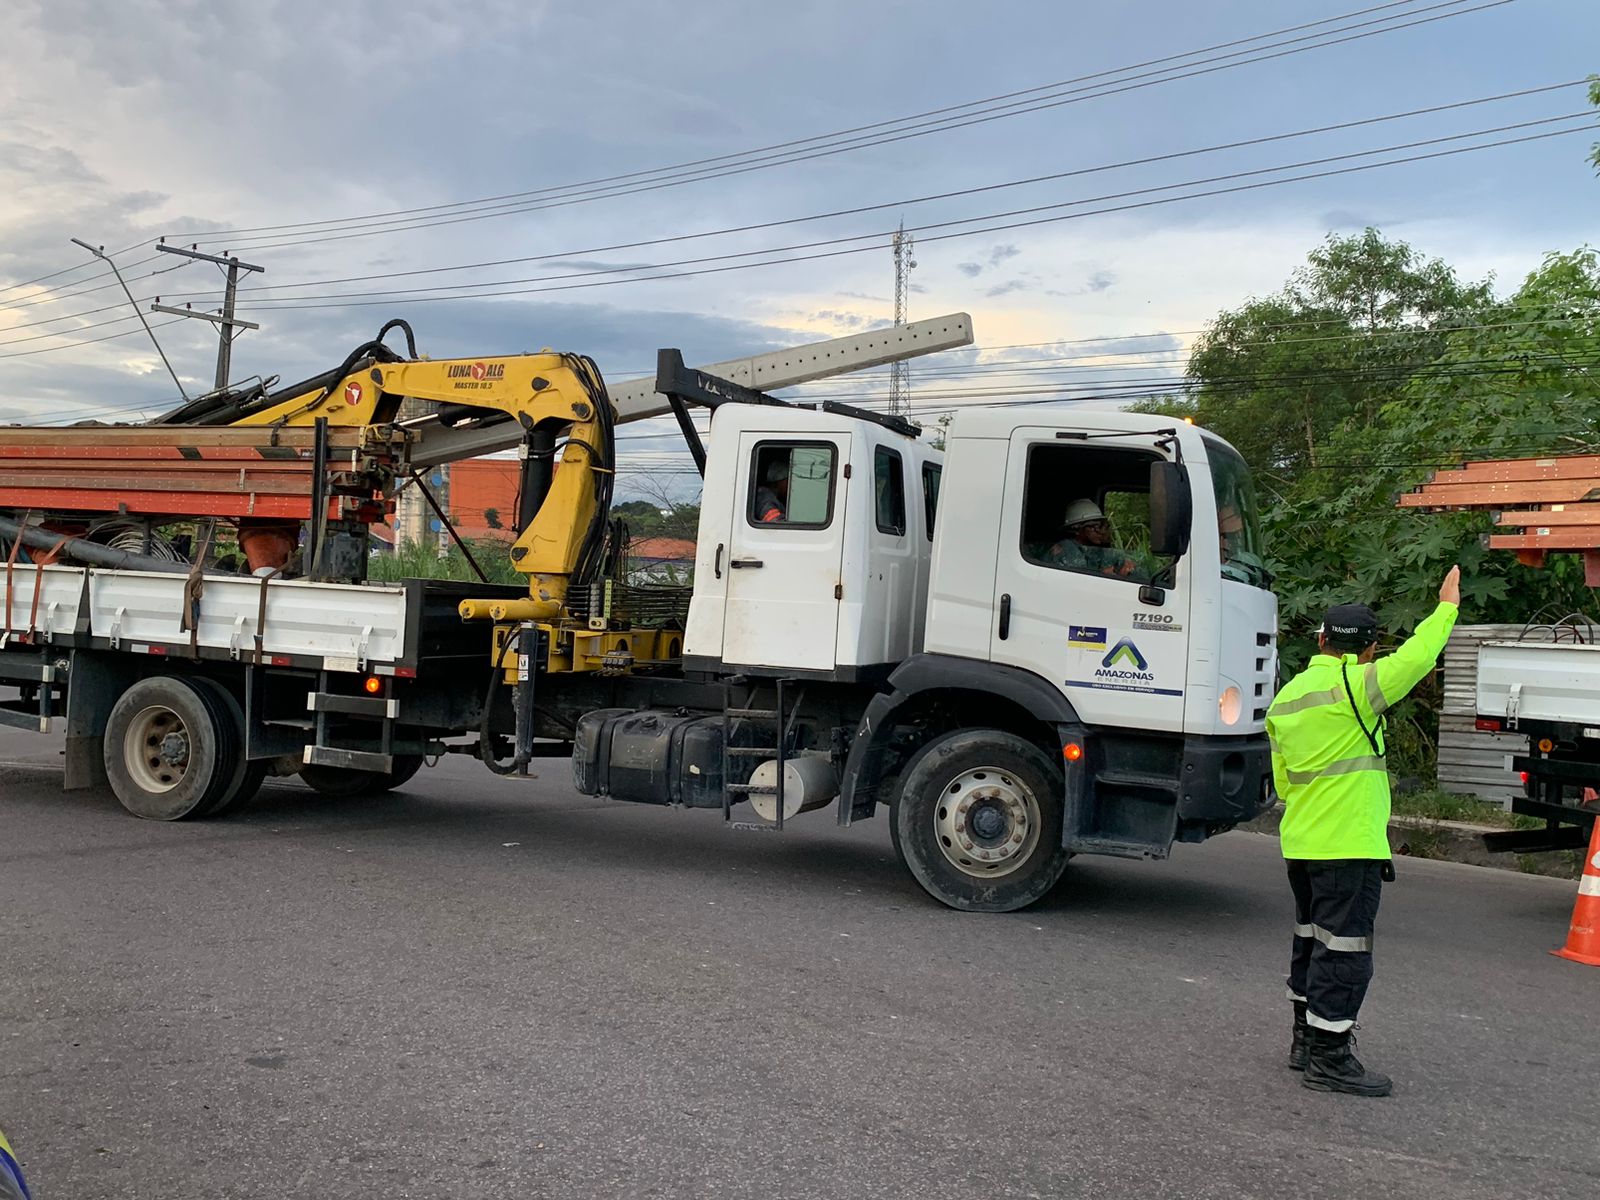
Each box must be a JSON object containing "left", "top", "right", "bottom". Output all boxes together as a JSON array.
[{"left": 403, "top": 313, "right": 974, "bottom": 470}]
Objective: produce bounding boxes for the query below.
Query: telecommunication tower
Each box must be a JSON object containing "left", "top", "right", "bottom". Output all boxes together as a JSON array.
[{"left": 888, "top": 220, "right": 916, "bottom": 415}]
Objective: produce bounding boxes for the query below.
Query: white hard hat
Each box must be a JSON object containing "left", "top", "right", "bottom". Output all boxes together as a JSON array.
[{"left": 1063, "top": 498, "right": 1106, "bottom": 528}]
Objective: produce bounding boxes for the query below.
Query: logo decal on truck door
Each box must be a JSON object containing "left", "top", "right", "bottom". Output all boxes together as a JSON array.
[
  {"left": 1101, "top": 638, "right": 1149, "bottom": 671},
  {"left": 1068, "top": 625, "right": 1107, "bottom": 648},
  {"left": 1063, "top": 636, "right": 1183, "bottom": 697}
]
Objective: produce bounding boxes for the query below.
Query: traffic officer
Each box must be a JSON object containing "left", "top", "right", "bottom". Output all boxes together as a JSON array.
[
  {"left": 1265, "top": 565, "right": 1461, "bottom": 1096},
  {"left": 0, "top": 1128, "right": 30, "bottom": 1200}
]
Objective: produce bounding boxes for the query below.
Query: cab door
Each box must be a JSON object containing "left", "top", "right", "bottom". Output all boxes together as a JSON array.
[
  {"left": 720, "top": 432, "right": 851, "bottom": 671},
  {"left": 988, "top": 429, "right": 1191, "bottom": 733}
]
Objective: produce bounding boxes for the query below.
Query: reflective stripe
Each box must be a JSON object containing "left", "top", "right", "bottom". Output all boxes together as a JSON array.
[
  {"left": 1364, "top": 664, "right": 1390, "bottom": 716},
  {"left": 1269, "top": 687, "right": 1343, "bottom": 717},
  {"left": 1285, "top": 987, "right": 1308, "bottom": 1002},
  {"left": 1306, "top": 1011, "right": 1357, "bottom": 1033},
  {"left": 1579, "top": 875, "right": 1600, "bottom": 898},
  {"left": 1284, "top": 755, "right": 1387, "bottom": 787},
  {"left": 1294, "top": 922, "right": 1372, "bottom": 953}
]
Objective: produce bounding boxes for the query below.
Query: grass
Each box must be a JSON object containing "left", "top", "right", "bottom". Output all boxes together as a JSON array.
[{"left": 1390, "top": 787, "right": 1542, "bottom": 831}]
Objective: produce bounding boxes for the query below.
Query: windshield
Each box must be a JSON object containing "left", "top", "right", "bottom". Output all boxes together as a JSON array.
[{"left": 1205, "top": 437, "right": 1270, "bottom": 589}]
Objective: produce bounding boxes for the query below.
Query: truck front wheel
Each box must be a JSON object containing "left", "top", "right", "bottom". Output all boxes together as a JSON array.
[{"left": 890, "top": 729, "right": 1069, "bottom": 912}]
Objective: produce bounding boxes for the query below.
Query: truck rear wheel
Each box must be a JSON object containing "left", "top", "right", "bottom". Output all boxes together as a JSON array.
[
  {"left": 890, "top": 729, "right": 1069, "bottom": 912},
  {"left": 187, "top": 678, "right": 267, "bottom": 817},
  {"left": 104, "top": 676, "right": 241, "bottom": 821},
  {"left": 298, "top": 755, "right": 425, "bottom": 798}
]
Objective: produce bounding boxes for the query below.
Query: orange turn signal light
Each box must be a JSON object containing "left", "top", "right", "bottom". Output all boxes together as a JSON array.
[
  {"left": 364, "top": 676, "right": 383, "bottom": 695},
  {"left": 1063, "top": 742, "right": 1084, "bottom": 763},
  {"left": 1538, "top": 738, "right": 1555, "bottom": 753}
]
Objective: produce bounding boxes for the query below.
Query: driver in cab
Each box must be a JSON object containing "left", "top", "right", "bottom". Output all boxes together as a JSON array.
[{"left": 1032, "top": 499, "right": 1141, "bottom": 579}]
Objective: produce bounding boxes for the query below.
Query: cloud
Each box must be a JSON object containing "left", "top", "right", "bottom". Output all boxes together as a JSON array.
[
  {"left": 0, "top": 293, "right": 817, "bottom": 423},
  {"left": 1084, "top": 269, "right": 1115, "bottom": 293},
  {"left": 542, "top": 258, "right": 660, "bottom": 275},
  {"left": 1321, "top": 210, "right": 1384, "bottom": 231},
  {"left": 956, "top": 262, "right": 983, "bottom": 278},
  {"left": 809, "top": 308, "right": 884, "bottom": 331},
  {"left": 988, "top": 244, "right": 1021, "bottom": 266},
  {"left": 984, "top": 279, "right": 1032, "bottom": 298}
]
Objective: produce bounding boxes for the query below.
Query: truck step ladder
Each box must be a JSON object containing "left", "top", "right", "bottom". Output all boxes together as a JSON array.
[{"left": 721, "top": 676, "right": 804, "bottom": 830}]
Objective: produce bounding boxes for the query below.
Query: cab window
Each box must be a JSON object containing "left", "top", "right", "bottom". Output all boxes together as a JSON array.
[
  {"left": 1019, "top": 444, "right": 1156, "bottom": 584},
  {"left": 748, "top": 442, "right": 837, "bottom": 529},
  {"left": 922, "top": 462, "right": 942, "bottom": 541},
  {"left": 874, "top": 447, "right": 906, "bottom": 536}
]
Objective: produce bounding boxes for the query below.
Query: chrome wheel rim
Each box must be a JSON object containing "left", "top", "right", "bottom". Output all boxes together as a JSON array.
[{"left": 933, "top": 766, "right": 1041, "bottom": 879}]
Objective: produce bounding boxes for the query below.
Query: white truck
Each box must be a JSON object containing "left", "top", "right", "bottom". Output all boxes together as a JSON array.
[
  {"left": 1474, "top": 636, "right": 1600, "bottom": 853},
  {"left": 0, "top": 321, "right": 1278, "bottom": 911}
]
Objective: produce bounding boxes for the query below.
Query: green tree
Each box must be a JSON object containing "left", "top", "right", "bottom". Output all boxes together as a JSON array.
[
  {"left": 1161, "top": 237, "right": 1600, "bottom": 778},
  {"left": 1172, "top": 229, "right": 1491, "bottom": 476},
  {"left": 1590, "top": 76, "right": 1600, "bottom": 172}
]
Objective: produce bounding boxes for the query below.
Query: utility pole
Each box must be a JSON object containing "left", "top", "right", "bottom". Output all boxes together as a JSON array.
[
  {"left": 150, "top": 243, "right": 264, "bottom": 392},
  {"left": 69, "top": 237, "right": 190, "bottom": 401},
  {"left": 888, "top": 219, "right": 917, "bottom": 416}
]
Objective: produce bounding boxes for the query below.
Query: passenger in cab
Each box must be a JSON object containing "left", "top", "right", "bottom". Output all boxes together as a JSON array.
[{"left": 755, "top": 460, "right": 789, "bottom": 523}]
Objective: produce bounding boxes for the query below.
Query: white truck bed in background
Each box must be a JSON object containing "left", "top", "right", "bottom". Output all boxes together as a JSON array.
[
  {"left": 1477, "top": 639, "right": 1600, "bottom": 726},
  {"left": 2, "top": 563, "right": 409, "bottom": 669}
]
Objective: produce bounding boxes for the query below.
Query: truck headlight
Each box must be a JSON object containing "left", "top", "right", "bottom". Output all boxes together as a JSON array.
[{"left": 1219, "top": 686, "right": 1243, "bottom": 726}]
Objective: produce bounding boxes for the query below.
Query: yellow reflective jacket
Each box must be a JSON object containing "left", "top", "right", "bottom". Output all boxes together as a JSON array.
[
  {"left": 0, "top": 1127, "right": 29, "bottom": 1200},
  {"left": 1267, "top": 601, "right": 1459, "bottom": 860}
]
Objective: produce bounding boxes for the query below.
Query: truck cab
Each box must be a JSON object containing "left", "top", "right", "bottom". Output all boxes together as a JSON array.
[
  {"left": 835, "top": 407, "right": 1278, "bottom": 906},
  {"left": 683, "top": 403, "right": 944, "bottom": 680}
]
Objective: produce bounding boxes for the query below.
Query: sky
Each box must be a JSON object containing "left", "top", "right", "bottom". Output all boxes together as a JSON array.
[{"left": 0, "top": 0, "right": 1596, "bottom": 494}]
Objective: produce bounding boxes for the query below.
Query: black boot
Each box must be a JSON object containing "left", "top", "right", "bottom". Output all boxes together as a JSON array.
[
  {"left": 1288, "top": 1002, "right": 1308, "bottom": 1071},
  {"left": 1302, "top": 1027, "right": 1392, "bottom": 1097}
]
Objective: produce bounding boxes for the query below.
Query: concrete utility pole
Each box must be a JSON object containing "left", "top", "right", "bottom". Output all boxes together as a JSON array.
[
  {"left": 888, "top": 219, "right": 917, "bottom": 416},
  {"left": 150, "top": 243, "right": 263, "bottom": 392},
  {"left": 69, "top": 237, "right": 190, "bottom": 400}
]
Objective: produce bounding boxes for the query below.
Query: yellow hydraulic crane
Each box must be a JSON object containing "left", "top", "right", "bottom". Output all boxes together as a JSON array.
[{"left": 159, "top": 320, "right": 643, "bottom": 674}]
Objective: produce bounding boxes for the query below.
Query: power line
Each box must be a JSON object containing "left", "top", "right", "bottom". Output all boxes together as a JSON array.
[
  {"left": 135, "top": 0, "right": 1496, "bottom": 252},
  {"left": 0, "top": 254, "right": 185, "bottom": 315},
  {"left": 207, "top": 120, "right": 1596, "bottom": 312},
  {"left": 0, "top": 315, "right": 191, "bottom": 362},
  {"left": 601, "top": 308, "right": 1600, "bottom": 380},
  {"left": 55, "top": 0, "right": 1504, "bottom": 270},
  {"left": 0, "top": 257, "right": 104, "bottom": 300},
  {"left": 0, "top": 2, "right": 1524, "bottom": 317},
  {"left": 165, "top": 80, "right": 1582, "bottom": 303},
  {"left": 6, "top": 301, "right": 1593, "bottom": 423}
]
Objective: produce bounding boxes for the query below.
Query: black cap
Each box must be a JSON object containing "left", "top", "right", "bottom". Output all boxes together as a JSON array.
[{"left": 1321, "top": 603, "right": 1379, "bottom": 650}]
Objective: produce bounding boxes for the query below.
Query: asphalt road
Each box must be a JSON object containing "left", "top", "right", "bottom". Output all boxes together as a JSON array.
[{"left": 2, "top": 725, "right": 1596, "bottom": 1200}]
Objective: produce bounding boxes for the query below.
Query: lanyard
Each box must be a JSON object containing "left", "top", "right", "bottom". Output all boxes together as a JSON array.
[{"left": 1340, "top": 661, "right": 1386, "bottom": 758}]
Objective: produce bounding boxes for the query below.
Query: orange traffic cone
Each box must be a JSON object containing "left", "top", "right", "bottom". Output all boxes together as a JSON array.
[{"left": 1552, "top": 817, "right": 1600, "bottom": 967}]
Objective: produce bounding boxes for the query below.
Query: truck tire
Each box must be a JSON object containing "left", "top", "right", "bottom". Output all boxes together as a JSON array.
[
  {"left": 187, "top": 678, "right": 267, "bottom": 817},
  {"left": 298, "top": 755, "right": 425, "bottom": 798},
  {"left": 104, "top": 675, "right": 241, "bottom": 821},
  {"left": 890, "top": 729, "right": 1069, "bottom": 912}
]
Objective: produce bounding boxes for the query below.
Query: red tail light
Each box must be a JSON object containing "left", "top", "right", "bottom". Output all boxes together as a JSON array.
[{"left": 1475, "top": 717, "right": 1503, "bottom": 732}]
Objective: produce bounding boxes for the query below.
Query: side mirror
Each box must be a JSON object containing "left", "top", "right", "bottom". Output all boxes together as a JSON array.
[{"left": 1149, "top": 460, "right": 1192, "bottom": 558}]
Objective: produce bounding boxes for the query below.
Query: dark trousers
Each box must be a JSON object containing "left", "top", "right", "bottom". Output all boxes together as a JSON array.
[{"left": 1285, "top": 859, "right": 1385, "bottom": 1032}]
